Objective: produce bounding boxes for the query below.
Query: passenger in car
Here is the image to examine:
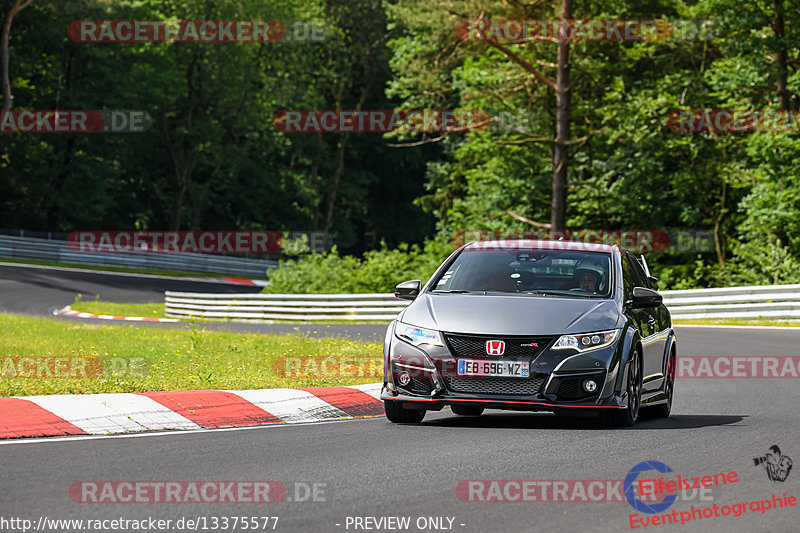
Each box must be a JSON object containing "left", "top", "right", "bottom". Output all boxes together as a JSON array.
[{"left": 476, "top": 269, "right": 516, "bottom": 292}]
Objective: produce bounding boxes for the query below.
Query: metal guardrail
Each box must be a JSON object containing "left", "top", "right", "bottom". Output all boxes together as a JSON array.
[
  {"left": 164, "top": 284, "right": 800, "bottom": 322},
  {"left": 0, "top": 234, "right": 277, "bottom": 278},
  {"left": 165, "top": 292, "right": 408, "bottom": 321},
  {"left": 662, "top": 284, "right": 800, "bottom": 319}
]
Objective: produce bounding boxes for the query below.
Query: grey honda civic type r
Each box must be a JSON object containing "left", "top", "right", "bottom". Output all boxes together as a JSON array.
[{"left": 380, "top": 240, "right": 676, "bottom": 427}]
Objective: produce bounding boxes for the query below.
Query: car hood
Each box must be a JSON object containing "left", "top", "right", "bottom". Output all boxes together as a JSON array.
[{"left": 399, "top": 293, "right": 620, "bottom": 335}]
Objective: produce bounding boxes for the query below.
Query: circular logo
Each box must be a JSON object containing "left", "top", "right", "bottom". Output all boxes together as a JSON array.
[
  {"left": 398, "top": 372, "right": 411, "bottom": 386},
  {"left": 624, "top": 460, "right": 677, "bottom": 514}
]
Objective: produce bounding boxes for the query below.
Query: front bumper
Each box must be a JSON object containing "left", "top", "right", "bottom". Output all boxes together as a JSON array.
[
  {"left": 382, "top": 326, "right": 627, "bottom": 412},
  {"left": 380, "top": 390, "right": 623, "bottom": 413}
]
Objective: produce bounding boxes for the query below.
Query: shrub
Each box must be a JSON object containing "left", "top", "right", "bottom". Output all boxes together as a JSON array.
[{"left": 263, "top": 237, "right": 455, "bottom": 294}]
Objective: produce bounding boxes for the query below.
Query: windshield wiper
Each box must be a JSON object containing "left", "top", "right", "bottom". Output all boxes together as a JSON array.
[
  {"left": 521, "top": 290, "right": 606, "bottom": 298},
  {"left": 431, "top": 289, "right": 473, "bottom": 293},
  {"left": 519, "top": 290, "right": 571, "bottom": 297}
]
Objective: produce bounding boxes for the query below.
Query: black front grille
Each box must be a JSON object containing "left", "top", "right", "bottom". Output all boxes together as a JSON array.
[
  {"left": 553, "top": 375, "right": 602, "bottom": 400},
  {"left": 444, "top": 334, "right": 553, "bottom": 359},
  {"left": 555, "top": 378, "right": 586, "bottom": 399},
  {"left": 443, "top": 374, "right": 547, "bottom": 395},
  {"left": 398, "top": 375, "right": 435, "bottom": 395}
]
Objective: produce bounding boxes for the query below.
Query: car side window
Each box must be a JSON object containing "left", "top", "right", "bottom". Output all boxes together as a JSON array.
[
  {"left": 621, "top": 254, "right": 636, "bottom": 301},
  {"left": 626, "top": 253, "right": 648, "bottom": 288},
  {"left": 632, "top": 255, "right": 653, "bottom": 289}
]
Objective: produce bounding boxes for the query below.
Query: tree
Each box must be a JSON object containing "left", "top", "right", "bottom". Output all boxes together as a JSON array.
[{"left": 2, "top": 0, "right": 33, "bottom": 111}]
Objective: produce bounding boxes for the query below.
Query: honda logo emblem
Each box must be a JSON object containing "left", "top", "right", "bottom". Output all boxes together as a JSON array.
[{"left": 485, "top": 340, "right": 505, "bottom": 355}]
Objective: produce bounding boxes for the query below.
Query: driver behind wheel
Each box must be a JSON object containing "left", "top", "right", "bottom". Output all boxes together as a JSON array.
[
  {"left": 558, "top": 265, "right": 605, "bottom": 294},
  {"left": 576, "top": 268, "right": 601, "bottom": 293}
]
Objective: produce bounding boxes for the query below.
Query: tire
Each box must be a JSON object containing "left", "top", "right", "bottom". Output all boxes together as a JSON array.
[
  {"left": 602, "top": 350, "right": 642, "bottom": 427},
  {"left": 451, "top": 405, "right": 484, "bottom": 416},
  {"left": 650, "top": 353, "right": 674, "bottom": 418},
  {"left": 384, "top": 400, "right": 426, "bottom": 423}
]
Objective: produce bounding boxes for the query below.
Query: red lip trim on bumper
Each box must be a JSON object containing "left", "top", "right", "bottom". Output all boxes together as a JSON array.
[{"left": 380, "top": 395, "right": 620, "bottom": 409}]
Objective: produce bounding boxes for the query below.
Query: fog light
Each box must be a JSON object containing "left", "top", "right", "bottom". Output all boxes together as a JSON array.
[
  {"left": 583, "top": 379, "right": 598, "bottom": 393},
  {"left": 398, "top": 372, "right": 411, "bottom": 386}
]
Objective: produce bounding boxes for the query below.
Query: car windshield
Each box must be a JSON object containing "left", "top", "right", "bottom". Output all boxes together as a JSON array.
[{"left": 432, "top": 248, "right": 612, "bottom": 298}]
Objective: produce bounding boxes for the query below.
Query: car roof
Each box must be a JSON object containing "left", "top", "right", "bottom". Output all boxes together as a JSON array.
[{"left": 464, "top": 239, "right": 621, "bottom": 253}]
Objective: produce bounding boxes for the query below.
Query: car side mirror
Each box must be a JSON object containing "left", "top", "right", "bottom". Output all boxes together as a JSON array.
[
  {"left": 630, "top": 286, "right": 662, "bottom": 308},
  {"left": 395, "top": 280, "right": 421, "bottom": 300}
]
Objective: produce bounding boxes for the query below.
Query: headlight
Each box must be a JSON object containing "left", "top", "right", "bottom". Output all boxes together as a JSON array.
[
  {"left": 552, "top": 329, "right": 619, "bottom": 352},
  {"left": 394, "top": 322, "right": 443, "bottom": 347}
]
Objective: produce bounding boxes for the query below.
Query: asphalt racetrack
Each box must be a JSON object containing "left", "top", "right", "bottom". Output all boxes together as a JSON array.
[
  {"left": 1, "top": 264, "right": 799, "bottom": 532},
  {"left": 0, "top": 263, "right": 379, "bottom": 340}
]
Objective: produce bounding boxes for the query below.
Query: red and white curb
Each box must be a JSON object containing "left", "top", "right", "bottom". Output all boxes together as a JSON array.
[
  {"left": 222, "top": 277, "right": 270, "bottom": 287},
  {"left": 0, "top": 383, "right": 384, "bottom": 439},
  {"left": 54, "top": 305, "right": 179, "bottom": 323}
]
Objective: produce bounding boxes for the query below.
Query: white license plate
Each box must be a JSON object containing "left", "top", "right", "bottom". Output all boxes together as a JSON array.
[{"left": 457, "top": 359, "right": 530, "bottom": 378}]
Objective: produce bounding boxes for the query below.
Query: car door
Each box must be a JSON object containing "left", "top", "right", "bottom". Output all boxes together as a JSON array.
[
  {"left": 638, "top": 254, "right": 672, "bottom": 339},
  {"left": 625, "top": 253, "right": 666, "bottom": 393}
]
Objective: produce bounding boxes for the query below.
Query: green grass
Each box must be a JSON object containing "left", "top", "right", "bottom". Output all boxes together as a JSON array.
[
  {"left": 0, "top": 256, "right": 266, "bottom": 280},
  {"left": 0, "top": 313, "right": 382, "bottom": 396},
  {"left": 70, "top": 300, "right": 165, "bottom": 318},
  {"left": 673, "top": 318, "right": 800, "bottom": 327}
]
